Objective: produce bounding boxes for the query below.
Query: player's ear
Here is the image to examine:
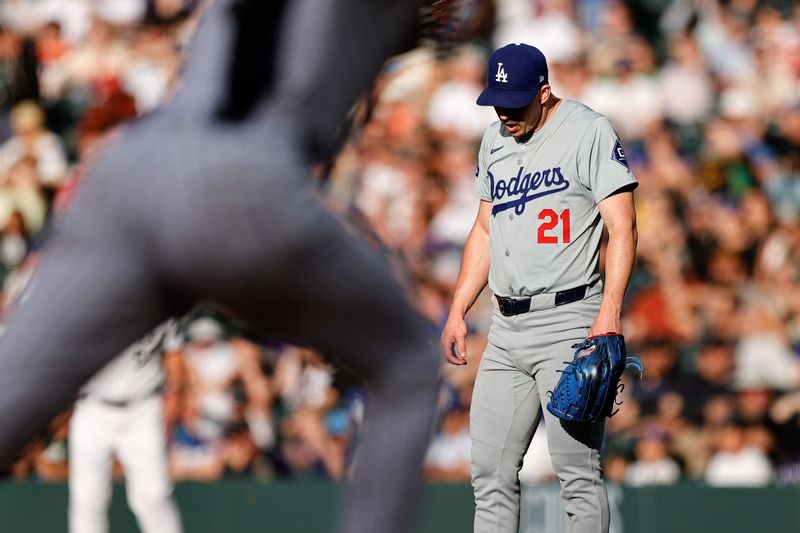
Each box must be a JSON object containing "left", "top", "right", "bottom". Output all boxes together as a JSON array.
[{"left": 539, "top": 85, "right": 551, "bottom": 105}]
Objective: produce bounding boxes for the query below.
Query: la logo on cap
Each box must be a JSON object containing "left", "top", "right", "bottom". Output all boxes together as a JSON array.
[
  {"left": 477, "top": 43, "right": 549, "bottom": 108},
  {"left": 495, "top": 63, "right": 508, "bottom": 83}
]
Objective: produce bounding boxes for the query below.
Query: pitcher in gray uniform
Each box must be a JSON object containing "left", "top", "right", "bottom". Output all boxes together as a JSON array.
[
  {"left": 0, "top": 2, "right": 440, "bottom": 533},
  {"left": 440, "top": 43, "right": 638, "bottom": 533}
]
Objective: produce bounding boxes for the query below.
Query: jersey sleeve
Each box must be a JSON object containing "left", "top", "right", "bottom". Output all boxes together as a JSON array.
[
  {"left": 576, "top": 117, "right": 638, "bottom": 203},
  {"left": 160, "top": 318, "right": 184, "bottom": 353},
  {"left": 474, "top": 128, "right": 493, "bottom": 202}
]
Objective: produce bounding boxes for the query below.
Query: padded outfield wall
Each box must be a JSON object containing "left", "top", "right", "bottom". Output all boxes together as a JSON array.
[{"left": 0, "top": 481, "right": 798, "bottom": 532}]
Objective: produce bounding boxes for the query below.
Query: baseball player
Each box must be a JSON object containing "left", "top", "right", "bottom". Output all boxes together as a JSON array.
[
  {"left": 440, "top": 43, "right": 639, "bottom": 533},
  {"left": 69, "top": 319, "right": 183, "bottom": 533},
  {"left": 0, "top": 2, "right": 441, "bottom": 533}
]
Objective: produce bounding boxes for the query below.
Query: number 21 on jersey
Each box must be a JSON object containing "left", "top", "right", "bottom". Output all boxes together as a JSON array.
[{"left": 537, "top": 209, "right": 570, "bottom": 244}]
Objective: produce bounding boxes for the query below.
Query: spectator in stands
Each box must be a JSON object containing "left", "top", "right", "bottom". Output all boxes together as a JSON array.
[
  {"left": 0, "top": 157, "right": 47, "bottom": 235},
  {"left": 423, "top": 401, "right": 471, "bottom": 481},
  {"left": 0, "top": 210, "right": 29, "bottom": 280},
  {"left": 679, "top": 340, "right": 735, "bottom": 423},
  {"left": 31, "top": 410, "right": 71, "bottom": 482},
  {"left": 705, "top": 422, "right": 774, "bottom": 486},
  {"left": 277, "top": 407, "right": 347, "bottom": 480},
  {"left": 168, "top": 315, "right": 274, "bottom": 481},
  {"left": 1, "top": 0, "right": 799, "bottom": 489},
  {"left": 625, "top": 426, "right": 681, "bottom": 486},
  {"left": 630, "top": 339, "right": 680, "bottom": 415},
  {"left": 168, "top": 394, "right": 225, "bottom": 482},
  {"left": 0, "top": 101, "right": 66, "bottom": 188},
  {"left": 0, "top": 25, "right": 39, "bottom": 138}
]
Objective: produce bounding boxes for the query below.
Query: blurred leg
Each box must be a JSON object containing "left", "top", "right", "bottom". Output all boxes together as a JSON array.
[
  {"left": 69, "top": 401, "right": 114, "bottom": 533},
  {"left": 265, "top": 219, "right": 440, "bottom": 533},
  {"left": 0, "top": 178, "right": 177, "bottom": 464},
  {"left": 197, "top": 185, "right": 441, "bottom": 533}
]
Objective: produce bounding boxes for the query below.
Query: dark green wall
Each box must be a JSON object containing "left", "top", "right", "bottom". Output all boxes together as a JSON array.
[{"left": 0, "top": 481, "right": 797, "bottom": 533}]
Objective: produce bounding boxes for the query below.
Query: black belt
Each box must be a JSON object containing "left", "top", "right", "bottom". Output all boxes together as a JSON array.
[
  {"left": 80, "top": 386, "right": 162, "bottom": 408},
  {"left": 97, "top": 398, "right": 135, "bottom": 408},
  {"left": 496, "top": 284, "right": 591, "bottom": 317}
]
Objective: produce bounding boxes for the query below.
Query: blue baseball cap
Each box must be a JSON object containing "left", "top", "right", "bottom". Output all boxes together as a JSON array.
[{"left": 477, "top": 44, "right": 549, "bottom": 108}]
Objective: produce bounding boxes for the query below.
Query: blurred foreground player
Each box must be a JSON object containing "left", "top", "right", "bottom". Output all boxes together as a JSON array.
[{"left": 0, "top": 1, "right": 440, "bottom": 532}]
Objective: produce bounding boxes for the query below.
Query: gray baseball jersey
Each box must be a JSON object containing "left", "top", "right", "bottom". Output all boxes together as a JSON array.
[{"left": 474, "top": 99, "right": 638, "bottom": 297}]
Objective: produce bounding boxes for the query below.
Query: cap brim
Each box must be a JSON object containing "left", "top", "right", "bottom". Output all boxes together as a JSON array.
[{"left": 476, "top": 87, "right": 539, "bottom": 108}]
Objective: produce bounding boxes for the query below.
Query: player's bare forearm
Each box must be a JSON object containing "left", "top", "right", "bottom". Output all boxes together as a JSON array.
[
  {"left": 593, "top": 190, "right": 637, "bottom": 335},
  {"left": 441, "top": 200, "right": 491, "bottom": 364},
  {"left": 600, "top": 224, "right": 637, "bottom": 318}
]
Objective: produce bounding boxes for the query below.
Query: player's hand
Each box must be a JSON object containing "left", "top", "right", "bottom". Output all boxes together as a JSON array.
[
  {"left": 440, "top": 314, "right": 468, "bottom": 365},
  {"left": 588, "top": 305, "right": 622, "bottom": 337}
]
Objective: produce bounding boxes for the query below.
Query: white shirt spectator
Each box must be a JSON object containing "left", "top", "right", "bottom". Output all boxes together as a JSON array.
[
  {"left": 428, "top": 175, "right": 479, "bottom": 248},
  {"left": 124, "top": 57, "right": 173, "bottom": 113},
  {"left": 0, "top": 0, "right": 83, "bottom": 37},
  {"left": 275, "top": 346, "right": 335, "bottom": 412},
  {"left": 426, "top": 80, "right": 496, "bottom": 140},
  {"left": 705, "top": 446, "right": 774, "bottom": 486},
  {"left": 496, "top": 11, "right": 582, "bottom": 65},
  {"left": 626, "top": 458, "right": 681, "bottom": 486},
  {"left": 94, "top": 0, "right": 147, "bottom": 26},
  {"left": 694, "top": 15, "right": 755, "bottom": 84},
  {"left": 493, "top": 0, "right": 582, "bottom": 63},
  {"left": 356, "top": 162, "right": 416, "bottom": 244},
  {"left": 424, "top": 426, "right": 471, "bottom": 472},
  {"left": 734, "top": 333, "right": 800, "bottom": 391},
  {"left": 659, "top": 62, "right": 714, "bottom": 125},
  {"left": 583, "top": 75, "right": 663, "bottom": 141},
  {"left": 0, "top": 131, "right": 68, "bottom": 187}
]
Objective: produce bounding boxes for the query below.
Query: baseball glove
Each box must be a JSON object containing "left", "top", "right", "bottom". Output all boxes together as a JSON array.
[{"left": 546, "top": 333, "right": 643, "bottom": 423}]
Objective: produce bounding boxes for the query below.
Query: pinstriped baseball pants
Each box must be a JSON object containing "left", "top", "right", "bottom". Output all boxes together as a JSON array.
[
  {"left": 471, "top": 288, "right": 609, "bottom": 533},
  {"left": 0, "top": 119, "right": 440, "bottom": 533},
  {"left": 0, "top": 1, "right": 440, "bottom": 531},
  {"left": 0, "top": 112, "right": 439, "bottom": 533}
]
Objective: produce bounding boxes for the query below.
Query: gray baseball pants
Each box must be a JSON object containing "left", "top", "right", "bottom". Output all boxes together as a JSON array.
[
  {"left": 0, "top": 2, "right": 440, "bottom": 533},
  {"left": 471, "top": 287, "right": 609, "bottom": 533}
]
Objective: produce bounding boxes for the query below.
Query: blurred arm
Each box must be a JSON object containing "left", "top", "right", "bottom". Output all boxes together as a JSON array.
[{"left": 270, "top": 0, "right": 424, "bottom": 159}]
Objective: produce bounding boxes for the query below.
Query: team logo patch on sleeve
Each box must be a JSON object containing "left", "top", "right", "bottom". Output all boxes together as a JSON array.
[{"left": 611, "top": 140, "right": 629, "bottom": 170}]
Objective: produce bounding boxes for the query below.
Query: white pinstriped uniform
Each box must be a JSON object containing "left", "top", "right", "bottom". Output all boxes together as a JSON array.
[{"left": 70, "top": 320, "right": 183, "bottom": 533}]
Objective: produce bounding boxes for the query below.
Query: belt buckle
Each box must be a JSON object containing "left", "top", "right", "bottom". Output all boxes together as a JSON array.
[
  {"left": 497, "top": 298, "right": 510, "bottom": 316},
  {"left": 497, "top": 296, "right": 529, "bottom": 316},
  {"left": 497, "top": 298, "right": 512, "bottom": 316}
]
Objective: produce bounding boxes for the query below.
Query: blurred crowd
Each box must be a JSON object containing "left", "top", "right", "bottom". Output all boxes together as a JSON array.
[{"left": 0, "top": 0, "right": 798, "bottom": 488}]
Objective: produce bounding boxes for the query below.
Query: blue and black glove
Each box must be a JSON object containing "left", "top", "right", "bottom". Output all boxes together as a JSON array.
[{"left": 546, "top": 333, "right": 643, "bottom": 423}]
